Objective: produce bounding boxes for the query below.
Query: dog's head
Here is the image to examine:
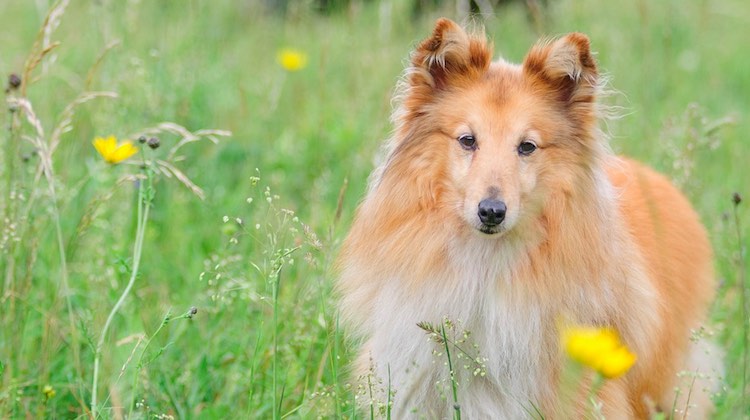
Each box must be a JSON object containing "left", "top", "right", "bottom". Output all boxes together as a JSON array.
[{"left": 380, "top": 19, "right": 605, "bottom": 237}]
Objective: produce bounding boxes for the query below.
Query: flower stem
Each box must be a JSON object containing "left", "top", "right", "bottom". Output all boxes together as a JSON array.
[{"left": 91, "top": 166, "right": 153, "bottom": 418}]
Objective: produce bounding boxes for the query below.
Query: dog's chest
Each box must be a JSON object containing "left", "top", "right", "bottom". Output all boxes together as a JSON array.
[{"left": 365, "top": 245, "right": 556, "bottom": 417}]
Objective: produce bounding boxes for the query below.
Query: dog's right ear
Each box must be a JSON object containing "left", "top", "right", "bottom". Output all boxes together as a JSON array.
[{"left": 407, "top": 18, "right": 492, "bottom": 94}]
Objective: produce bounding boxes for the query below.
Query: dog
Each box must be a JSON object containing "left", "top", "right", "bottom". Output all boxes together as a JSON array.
[{"left": 336, "top": 18, "right": 720, "bottom": 418}]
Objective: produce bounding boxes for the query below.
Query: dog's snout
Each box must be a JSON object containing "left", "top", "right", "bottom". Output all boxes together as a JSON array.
[{"left": 478, "top": 198, "right": 507, "bottom": 227}]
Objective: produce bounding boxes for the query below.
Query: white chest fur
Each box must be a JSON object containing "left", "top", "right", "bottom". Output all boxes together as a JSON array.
[{"left": 361, "top": 239, "right": 559, "bottom": 419}]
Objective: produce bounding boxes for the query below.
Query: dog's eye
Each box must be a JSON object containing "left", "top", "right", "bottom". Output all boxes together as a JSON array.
[
  {"left": 518, "top": 141, "right": 537, "bottom": 156},
  {"left": 458, "top": 134, "right": 477, "bottom": 150}
]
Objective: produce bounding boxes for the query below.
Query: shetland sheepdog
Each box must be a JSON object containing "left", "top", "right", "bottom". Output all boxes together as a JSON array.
[{"left": 337, "top": 18, "right": 720, "bottom": 418}]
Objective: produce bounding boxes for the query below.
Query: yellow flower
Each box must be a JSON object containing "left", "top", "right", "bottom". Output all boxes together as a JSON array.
[
  {"left": 42, "top": 384, "right": 56, "bottom": 399},
  {"left": 598, "top": 345, "right": 638, "bottom": 378},
  {"left": 93, "top": 135, "right": 138, "bottom": 164},
  {"left": 563, "top": 326, "right": 637, "bottom": 379},
  {"left": 277, "top": 48, "right": 308, "bottom": 72}
]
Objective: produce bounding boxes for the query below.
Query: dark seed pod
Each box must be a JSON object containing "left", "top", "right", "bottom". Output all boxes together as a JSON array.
[
  {"left": 8, "top": 73, "right": 21, "bottom": 90},
  {"left": 147, "top": 137, "right": 160, "bottom": 149}
]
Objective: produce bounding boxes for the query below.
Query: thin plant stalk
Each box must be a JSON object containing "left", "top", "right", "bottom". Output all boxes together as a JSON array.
[
  {"left": 682, "top": 370, "right": 699, "bottom": 420},
  {"left": 2, "top": 94, "right": 23, "bottom": 390},
  {"left": 48, "top": 182, "right": 84, "bottom": 395},
  {"left": 91, "top": 164, "right": 153, "bottom": 418},
  {"left": 732, "top": 193, "right": 746, "bottom": 411},
  {"left": 587, "top": 374, "right": 605, "bottom": 419},
  {"left": 440, "top": 322, "right": 461, "bottom": 420},
  {"left": 670, "top": 387, "right": 681, "bottom": 418},
  {"left": 386, "top": 364, "right": 392, "bottom": 420},
  {"left": 367, "top": 371, "right": 375, "bottom": 420},
  {"left": 127, "top": 310, "right": 170, "bottom": 418},
  {"left": 333, "top": 315, "right": 342, "bottom": 418},
  {"left": 127, "top": 309, "right": 194, "bottom": 418},
  {"left": 273, "top": 268, "right": 281, "bottom": 420},
  {"left": 270, "top": 247, "right": 297, "bottom": 420},
  {"left": 2, "top": 97, "right": 21, "bottom": 300}
]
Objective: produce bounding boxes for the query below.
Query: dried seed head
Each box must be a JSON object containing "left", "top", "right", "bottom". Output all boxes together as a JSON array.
[
  {"left": 138, "top": 135, "right": 147, "bottom": 144},
  {"left": 732, "top": 192, "right": 742, "bottom": 206},
  {"left": 147, "top": 137, "right": 160, "bottom": 149},
  {"left": 8, "top": 73, "right": 21, "bottom": 90}
]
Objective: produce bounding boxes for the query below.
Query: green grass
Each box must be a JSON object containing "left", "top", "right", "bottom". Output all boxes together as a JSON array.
[{"left": 0, "top": 0, "right": 747, "bottom": 418}]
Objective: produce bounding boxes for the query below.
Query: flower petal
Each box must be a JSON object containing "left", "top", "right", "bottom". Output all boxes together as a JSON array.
[
  {"left": 563, "top": 325, "right": 636, "bottom": 378},
  {"left": 93, "top": 136, "right": 114, "bottom": 158},
  {"left": 111, "top": 141, "right": 138, "bottom": 163},
  {"left": 599, "top": 346, "right": 637, "bottom": 379},
  {"left": 93, "top": 136, "right": 138, "bottom": 164}
]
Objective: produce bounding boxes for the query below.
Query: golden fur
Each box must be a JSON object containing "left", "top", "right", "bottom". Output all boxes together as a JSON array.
[{"left": 337, "top": 18, "right": 719, "bottom": 418}]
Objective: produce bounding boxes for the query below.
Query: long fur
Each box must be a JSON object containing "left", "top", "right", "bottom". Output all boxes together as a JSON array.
[{"left": 337, "top": 19, "right": 720, "bottom": 419}]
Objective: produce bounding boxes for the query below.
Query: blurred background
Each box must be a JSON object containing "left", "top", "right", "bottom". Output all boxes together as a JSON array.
[{"left": 1, "top": 0, "right": 748, "bottom": 418}]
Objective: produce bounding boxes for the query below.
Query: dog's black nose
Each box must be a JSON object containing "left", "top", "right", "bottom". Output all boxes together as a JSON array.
[{"left": 478, "top": 199, "right": 506, "bottom": 226}]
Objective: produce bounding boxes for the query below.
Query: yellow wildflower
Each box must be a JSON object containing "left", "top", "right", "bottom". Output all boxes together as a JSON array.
[
  {"left": 277, "top": 48, "right": 308, "bottom": 72},
  {"left": 42, "top": 384, "right": 56, "bottom": 399},
  {"left": 93, "top": 135, "right": 138, "bottom": 164},
  {"left": 563, "top": 326, "right": 637, "bottom": 379}
]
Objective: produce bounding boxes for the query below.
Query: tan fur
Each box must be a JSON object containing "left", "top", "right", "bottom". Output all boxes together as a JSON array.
[{"left": 337, "top": 19, "right": 718, "bottom": 418}]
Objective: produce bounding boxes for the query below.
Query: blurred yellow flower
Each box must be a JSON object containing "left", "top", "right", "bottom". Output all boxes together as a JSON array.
[
  {"left": 563, "top": 326, "right": 637, "bottom": 379},
  {"left": 42, "top": 384, "right": 56, "bottom": 399},
  {"left": 277, "top": 48, "right": 308, "bottom": 72},
  {"left": 93, "top": 135, "right": 138, "bottom": 164}
]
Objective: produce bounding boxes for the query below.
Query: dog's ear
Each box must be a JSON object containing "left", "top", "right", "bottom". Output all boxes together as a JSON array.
[
  {"left": 408, "top": 18, "right": 492, "bottom": 93},
  {"left": 523, "top": 33, "right": 598, "bottom": 104}
]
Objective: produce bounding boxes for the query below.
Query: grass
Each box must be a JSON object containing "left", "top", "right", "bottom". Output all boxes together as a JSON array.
[{"left": 0, "top": 0, "right": 748, "bottom": 418}]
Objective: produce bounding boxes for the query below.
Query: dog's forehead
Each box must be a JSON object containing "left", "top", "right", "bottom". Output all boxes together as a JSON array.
[
  {"left": 468, "top": 61, "right": 532, "bottom": 105},
  {"left": 478, "top": 61, "right": 526, "bottom": 93},
  {"left": 488, "top": 59, "right": 523, "bottom": 75}
]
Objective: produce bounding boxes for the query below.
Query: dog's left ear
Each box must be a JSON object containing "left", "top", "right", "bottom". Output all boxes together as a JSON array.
[{"left": 523, "top": 33, "right": 598, "bottom": 104}]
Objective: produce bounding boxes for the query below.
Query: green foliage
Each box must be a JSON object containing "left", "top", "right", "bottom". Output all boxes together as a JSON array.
[{"left": 0, "top": 0, "right": 747, "bottom": 418}]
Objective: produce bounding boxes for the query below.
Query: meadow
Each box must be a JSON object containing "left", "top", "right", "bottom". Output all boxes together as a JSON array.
[{"left": 0, "top": 0, "right": 748, "bottom": 418}]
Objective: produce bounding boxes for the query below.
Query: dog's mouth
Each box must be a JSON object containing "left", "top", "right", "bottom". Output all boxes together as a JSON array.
[{"left": 478, "top": 224, "right": 504, "bottom": 235}]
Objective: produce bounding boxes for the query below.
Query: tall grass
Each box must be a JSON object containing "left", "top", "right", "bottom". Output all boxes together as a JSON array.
[{"left": 0, "top": 0, "right": 747, "bottom": 418}]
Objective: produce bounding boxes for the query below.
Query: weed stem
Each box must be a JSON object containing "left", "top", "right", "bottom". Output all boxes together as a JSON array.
[
  {"left": 731, "top": 194, "right": 747, "bottom": 411},
  {"left": 91, "top": 165, "right": 153, "bottom": 418}
]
